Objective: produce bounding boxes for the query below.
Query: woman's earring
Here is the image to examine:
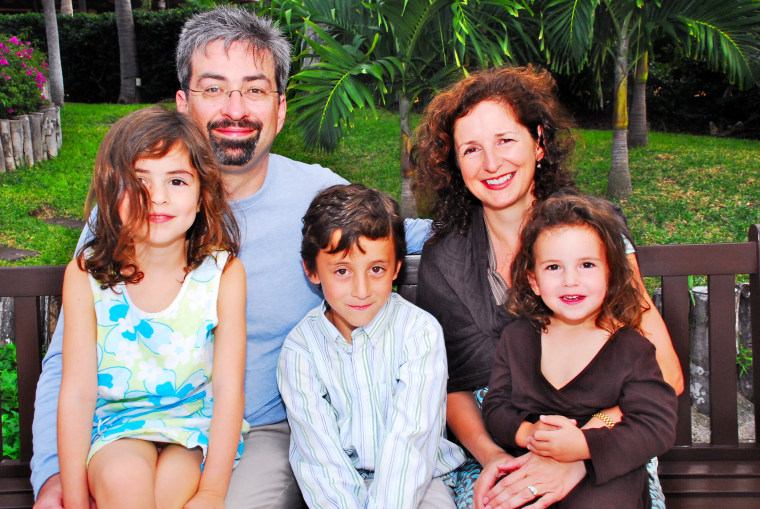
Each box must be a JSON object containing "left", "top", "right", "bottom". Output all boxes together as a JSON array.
[{"left": 536, "top": 161, "right": 542, "bottom": 170}]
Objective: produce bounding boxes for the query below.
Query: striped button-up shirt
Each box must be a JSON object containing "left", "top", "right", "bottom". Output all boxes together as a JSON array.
[{"left": 277, "top": 293, "right": 465, "bottom": 508}]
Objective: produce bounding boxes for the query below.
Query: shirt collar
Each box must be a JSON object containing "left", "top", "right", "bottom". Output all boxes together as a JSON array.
[{"left": 316, "top": 295, "right": 396, "bottom": 348}]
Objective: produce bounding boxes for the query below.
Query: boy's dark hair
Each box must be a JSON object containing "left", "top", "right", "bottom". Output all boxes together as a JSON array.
[
  {"left": 301, "top": 184, "right": 406, "bottom": 275},
  {"left": 508, "top": 194, "right": 647, "bottom": 333}
]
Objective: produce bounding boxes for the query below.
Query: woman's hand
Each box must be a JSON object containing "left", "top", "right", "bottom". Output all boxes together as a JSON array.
[
  {"left": 480, "top": 452, "right": 586, "bottom": 509},
  {"left": 473, "top": 450, "right": 513, "bottom": 509}
]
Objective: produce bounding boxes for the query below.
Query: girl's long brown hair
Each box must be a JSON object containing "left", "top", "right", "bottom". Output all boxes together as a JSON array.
[
  {"left": 507, "top": 194, "right": 647, "bottom": 333},
  {"left": 79, "top": 106, "right": 239, "bottom": 289}
]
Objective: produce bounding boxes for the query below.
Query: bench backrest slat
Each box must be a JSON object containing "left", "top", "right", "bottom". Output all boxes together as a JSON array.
[
  {"left": 13, "top": 297, "right": 43, "bottom": 462},
  {"left": 1, "top": 266, "right": 64, "bottom": 475},
  {"left": 660, "top": 275, "right": 692, "bottom": 446},
  {"left": 708, "top": 273, "right": 739, "bottom": 446}
]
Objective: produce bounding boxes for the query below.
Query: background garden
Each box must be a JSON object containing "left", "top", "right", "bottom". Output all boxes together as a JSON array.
[{"left": 0, "top": 0, "right": 759, "bottom": 459}]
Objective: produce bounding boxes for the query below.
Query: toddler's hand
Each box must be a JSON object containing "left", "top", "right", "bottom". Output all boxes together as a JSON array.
[{"left": 527, "top": 415, "right": 588, "bottom": 462}]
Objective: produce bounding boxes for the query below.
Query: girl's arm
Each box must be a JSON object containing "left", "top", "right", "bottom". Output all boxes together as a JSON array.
[
  {"left": 581, "top": 334, "right": 678, "bottom": 485},
  {"left": 630, "top": 253, "right": 684, "bottom": 394},
  {"left": 185, "top": 258, "right": 247, "bottom": 509},
  {"left": 57, "top": 260, "right": 98, "bottom": 509}
]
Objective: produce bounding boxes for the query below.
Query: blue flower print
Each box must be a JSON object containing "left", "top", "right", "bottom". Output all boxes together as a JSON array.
[
  {"left": 128, "top": 368, "right": 209, "bottom": 409},
  {"left": 95, "top": 293, "right": 173, "bottom": 354},
  {"left": 97, "top": 366, "right": 132, "bottom": 401}
]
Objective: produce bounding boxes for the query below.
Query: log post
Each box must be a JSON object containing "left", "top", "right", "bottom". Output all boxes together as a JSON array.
[
  {"left": 29, "top": 113, "right": 44, "bottom": 162},
  {"left": 21, "top": 115, "right": 34, "bottom": 167},
  {"left": 43, "top": 107, "right": 58, "bottom": 158},
  {"left": 0, "top": 133, "right": 5, "bottom": 173},
  {"left": 0, "top": 120, "right": 14, "bottom": 171},
  {"left": 55, "top": 106, "right": 62, "bottom": 149},
  {"left": 9, "top": 119, "right": 24, "bottom": 167}
]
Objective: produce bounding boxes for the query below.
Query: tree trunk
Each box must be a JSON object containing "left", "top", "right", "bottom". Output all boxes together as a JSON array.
[
  {"left": 399, "top": 93, "right": 416, "bottom": 218},
  {"left": 60, "top": 0, "right": 74, "bottom": 15},
  {"left": 115, "top": 0, "right": 140, "bottom": 104},
  {"left": 607, "top": 27, "right": 632, "bottom": 199},
  {"left": 41, "top": 0, "right": 65, "bottom": 107},
  {"left": 629, "top": 52, "right": 649, "bottom": 148}
]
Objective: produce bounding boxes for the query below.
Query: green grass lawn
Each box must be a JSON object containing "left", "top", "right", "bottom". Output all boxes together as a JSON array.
[{"left": 1, "top": 103, "right": 758, "bottom": 267}]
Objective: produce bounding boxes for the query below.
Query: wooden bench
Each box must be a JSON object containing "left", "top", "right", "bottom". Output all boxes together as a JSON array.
[{"left": 1, "top": 224, "right": 758, "bottom": 507}]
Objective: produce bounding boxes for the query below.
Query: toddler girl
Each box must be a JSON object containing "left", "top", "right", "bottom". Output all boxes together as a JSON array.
[
  {"left": 482, "top": 194, "right": 677, "bottom": 508},
  {"left": 58, "top": 106, "right": 248, "bottom": 509}
]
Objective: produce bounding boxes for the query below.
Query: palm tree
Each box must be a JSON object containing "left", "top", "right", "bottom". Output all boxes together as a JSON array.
[
  {"left": 539, "top": 0, "right": 760, "bottom": 198},
  {"left": 115, "top": 0, "right": 140, "bottom": 104},
  {"left": 269, "top": 0, "right": 536, "bottom": 215},
  {"left": 629, "top": 1, "right": 760, "bottom": 148},
  {"left": 42, "top": 0, "right": 64, "bottom": 107},
  {"left": 61, "top": 0, "right": 74, "bottom": 16}
]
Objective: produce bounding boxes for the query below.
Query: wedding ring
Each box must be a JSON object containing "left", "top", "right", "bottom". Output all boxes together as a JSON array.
[{"left": 527, "top": 485, "right": 539, "bottom": 498}]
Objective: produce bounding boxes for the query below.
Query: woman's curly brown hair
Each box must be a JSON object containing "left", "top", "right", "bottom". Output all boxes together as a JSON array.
[
  {"left": 507, "top": 194, "right": 647, "bottom": 334},
  {"left": 78, "top": 105, "right": 239, "bottom": 289},
  {"left": 412, "top": 65, "right": 576, "bottom": 241}
]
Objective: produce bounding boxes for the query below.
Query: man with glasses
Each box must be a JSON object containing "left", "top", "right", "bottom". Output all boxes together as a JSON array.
[{"left": 31, "top": 7, "right": 429, "bottom": 509}]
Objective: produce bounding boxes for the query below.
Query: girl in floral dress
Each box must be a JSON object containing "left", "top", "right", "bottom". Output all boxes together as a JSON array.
[{"left": 58, "top": 106, "right": 248, "bottom": 509}]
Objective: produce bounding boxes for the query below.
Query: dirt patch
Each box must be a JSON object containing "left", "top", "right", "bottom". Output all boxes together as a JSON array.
[
  {"left": 0, "top": 246, "right": 39, "bottom": 262},
  {"left": 43, "top": 218, "right": 86, "bottom": 230}
]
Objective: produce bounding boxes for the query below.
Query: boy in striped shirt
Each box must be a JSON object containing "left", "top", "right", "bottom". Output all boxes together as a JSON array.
[{"left": 277, "top": 184, "right": 465, "bottom": 508}]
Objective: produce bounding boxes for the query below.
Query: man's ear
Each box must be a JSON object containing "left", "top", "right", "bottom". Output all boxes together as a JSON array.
[
  {"left": 535, "top": 125, "right": 545, "bottom": 162},
  {"left": 303, "top": 260, "right": 320, "bottom": 285},
  {"left": 391, "top": 259, "right": 402, "bottom": 281},
  {"left": 275, "top": 94, "right": 287, "bottom": 135},
  {"left": 176, "top": 89, "right": 189, "bottom": 114},
  {"left": 528, "top": 270, "right": 541, "bottom": 296}
]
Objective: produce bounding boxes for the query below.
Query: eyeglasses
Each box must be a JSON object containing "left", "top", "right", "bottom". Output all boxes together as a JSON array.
[{"left": 187, "top": 86, "right": 281, "bottom": 103}]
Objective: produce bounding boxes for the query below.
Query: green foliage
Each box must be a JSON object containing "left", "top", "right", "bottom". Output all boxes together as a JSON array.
[
  {"left": 270, "top": 0, "right": 536, "bottom": 150},
  {"left": 0, "top": 103, "right": 146, "bottom": 267},
  {"left": 0, "top": 35, "right": 49, "bottom": 118},
  {"left": 0, "top": 344, "right": 19, "bottom": 459},
  {"left": 737, "top": 344, "right": 752, "bottom": 378},
  {"left": 0, "top": 10, "right": 201, "bottom": 103}
]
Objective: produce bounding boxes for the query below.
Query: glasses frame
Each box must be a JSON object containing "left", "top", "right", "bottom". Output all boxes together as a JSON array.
[{"left": 187, "top": 86, "right": 281, "bottom": 103}]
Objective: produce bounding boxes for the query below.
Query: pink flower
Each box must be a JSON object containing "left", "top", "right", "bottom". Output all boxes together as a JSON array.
[
  {"left": 9, "top": 37, "right": 18, "bottom": 44},
  {"left": 8, "top": 109, "right": 13, "bottom": 113},
  {"left": 41, "top": 94, "right": 46, "bottom": 99},
  {"left": 0, "top": 59, "right": 7, "bottom": 66},
  {"left": 16, "top": 51, "right": 22, "bottom": 57}
]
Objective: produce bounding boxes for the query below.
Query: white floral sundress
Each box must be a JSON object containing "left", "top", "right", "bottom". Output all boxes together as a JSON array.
[{"left": 86, "top": 251, "right": 248, "bottom": 464}]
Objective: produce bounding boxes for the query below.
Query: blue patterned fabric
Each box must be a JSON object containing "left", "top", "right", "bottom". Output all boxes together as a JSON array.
[{"left": 87, "top": 252, "right": 248, "bottom": 464}]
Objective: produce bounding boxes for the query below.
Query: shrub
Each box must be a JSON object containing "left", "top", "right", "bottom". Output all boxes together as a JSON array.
[
  {"left": 0, "top": 35, "right": 48, "bottom": 119},
  {"left": 0, "top": 344, "right": 18, "bottom": 460}
]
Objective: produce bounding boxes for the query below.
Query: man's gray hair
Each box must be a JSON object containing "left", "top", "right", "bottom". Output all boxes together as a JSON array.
[{"left": 176, "top": 6, "right": 291, "bottom": 94}]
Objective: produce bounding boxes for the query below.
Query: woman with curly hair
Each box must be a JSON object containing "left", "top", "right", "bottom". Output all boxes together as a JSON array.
[{"left": 412, "top": 66, "right": 683, "bottom": 509}]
